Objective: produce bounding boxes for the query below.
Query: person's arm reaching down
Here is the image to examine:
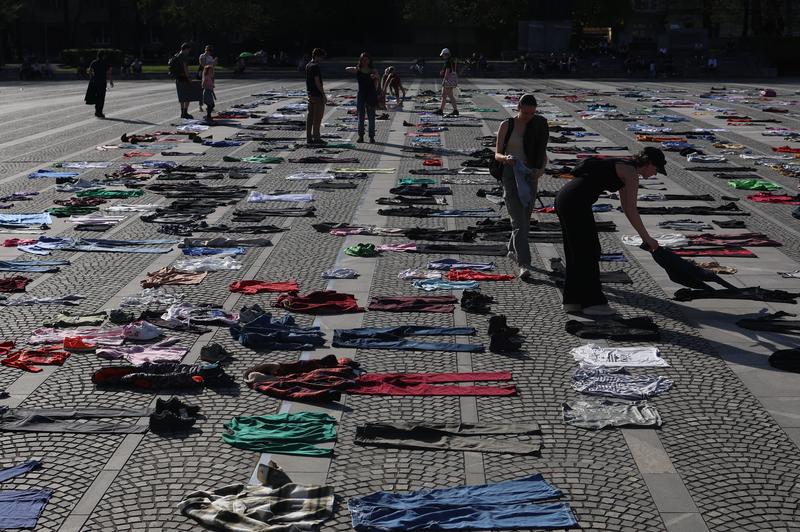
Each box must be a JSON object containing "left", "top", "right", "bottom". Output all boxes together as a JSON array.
[{"left": 619, "top": 165, "right": 658, "bottom": 250}]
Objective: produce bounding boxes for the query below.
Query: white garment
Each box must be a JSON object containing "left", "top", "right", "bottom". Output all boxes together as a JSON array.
[
  {"left": 778, "top": 270, "right": 800, "bottom": 279},
  {"left": 397, "top": 268, "right": 442, "bottom": 280},
  {"left": 105, "top": 204, "right": 160, "bottom": 212},
  {"left": 621, "top": 234, "right": 688, "bottom": 248},
  {"left": 322, "top": 268, "right": 359, "bottom": 279},
  {"left": 571, "top": 344, "right": 669, "bottom": 367},
  {"left": 286, "top": 172, "right": 335, "bottom": 180},
  {"left": 172, "top": 256, "right": 242, "bottom": 273},
  {"left": 686, "top": 154, "right": 726, "bottom": 163},
  {"left": 120, "top": 288, "right": 184, "bottom": 307},
  {"left": 59, "top": 161, "right": 113, "bottom": 169},
  {"left": 68, "top": 214, "right": 126, "bottom": 224},
  {"left": 247, "top": 192, "right": 314, "bottom": 203}
]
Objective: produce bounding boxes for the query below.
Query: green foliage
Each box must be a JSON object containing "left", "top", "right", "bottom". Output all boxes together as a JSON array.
[
  {"left": 401, "top": 0, "right": 528, "bottom": 29},
  {"left": 0, "top": 0, "right": 24, "bottom": 28}
]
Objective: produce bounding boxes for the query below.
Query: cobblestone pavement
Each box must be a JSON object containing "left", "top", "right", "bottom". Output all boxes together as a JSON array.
[{"left": 0, "top": 78, "right": 798, "bottom": 532}]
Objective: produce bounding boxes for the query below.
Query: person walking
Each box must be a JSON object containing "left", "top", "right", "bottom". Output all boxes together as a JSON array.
[
  {"left": 170, "top": 42, "right": 194, "bottom": 119},
  {"left": 198, "top": 44, "right": 217, "bottom": 114},
  {"left": 554, "top": 147, "right": 666, "bottom": 316},
  {"left": 85, "top": 50, "right": 113, "bottom": 118},
  {"left": 493, "top": 94, "right": 548, "bottom": 280},
  {"left": 305, "top": 48, "right": 327, "bottom": 145},
  {"left": 345, "top": 53, "right": 379, "bottom": 143},
  {"left": 434, "top": 48, "right": 459, "bottom": 116}
]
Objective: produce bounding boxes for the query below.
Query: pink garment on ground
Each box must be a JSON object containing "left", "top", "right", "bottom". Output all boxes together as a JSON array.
[
  {"left": 376, "top": 243, "right": 417, "bottom": 252},
  {"left": 96, "top": 338, "right": 187, "bottom": 365},
  {"left": 229, "top": 279, "right": 300, "bottom": 295}
]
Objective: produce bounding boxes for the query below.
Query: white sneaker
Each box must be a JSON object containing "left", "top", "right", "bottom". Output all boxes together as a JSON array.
[
  {"left": 518, "top": 267, "right": 533, "bottom": 280},
  {"left": 562, "top": 303, "right": 582, "bottom": 312},
  {"left": 583, "top": 304, "right": 617, "bottom": 316}
]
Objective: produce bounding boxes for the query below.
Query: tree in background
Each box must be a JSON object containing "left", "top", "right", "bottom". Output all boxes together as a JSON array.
[{"left": 0, "top": 0, "right": 23, "bottom": 66}]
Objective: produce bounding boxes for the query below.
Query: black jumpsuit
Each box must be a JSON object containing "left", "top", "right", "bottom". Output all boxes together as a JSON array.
[{"left": 555, "top": 159, "right": 625, "bottom": 307}]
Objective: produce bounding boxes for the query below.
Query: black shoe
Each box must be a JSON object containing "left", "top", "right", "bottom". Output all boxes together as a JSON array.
[
  {"left": 315, "top": 138, "right": 328, "bottom": 145},
  {"left": 488, "top": 315, "right": 520, "bottom": 336},
  {"left": 369, "top": 137, "right": 376, "bottom": 144},
  {"left": 490, "top": 334, "right": 523, "bottom": 354},
  {"left": 403, "top": 120, "right": 415, "bottom": 126},
  {"left": 150, "top": 397, "right": 200, "bottom": 432},
  {"left": 200, "top": 343, "right": 231, "bottom": 363},
  {"left": 357, "top": 136, "right": 364, "bottom": 143},
  {"left": 461, "top": 290, "right": 493, "bottom": 313},
  {"left": 184, "top": 113, "right": 194, "bottom": 119},
  {"left": 433, "top": 109, "right": 444, "bottom": 115},
  {"left": 95, "top": 113, "right": 105, "bottom": 118},
  {"left": 448, "top": 110, "right": 460, "bottom": 117}
]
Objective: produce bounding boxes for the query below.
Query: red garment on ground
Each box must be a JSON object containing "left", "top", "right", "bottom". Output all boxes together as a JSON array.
[
  {"left": 772, "top": 146, "right": 800, "bottom": 154},
  {"left": 672, "top": 247, "right": 757, "bottom": 258},
  {"left": 350, "top": 371, "right": 516, "bottom": 396},
  {"left": 534, "top": 206, "right": 556, "bottom": 213},
  {"left": 747, "top": 192, "right": 800, "bottom": 205},
  {"left": 1, "top": 345, "right": 70, "bottom": 372},
  {"left": 0, "top": 275, "right": 32, "bottom": 293},
  {"left": 423, "top": 159, "right": 442, "bottom": 166},
  {"left": 686, "top": 237, "right": 781, "bottom": 247},
  {"left": 2, "top": 239, "right": 36, "bottom": 247},
  {"left": 229, "top": 279, "right": 300, "bottom": 295},
  {"left": 447, "top": 269, "right": 514, "bottom": 281},
  {"left": 273, "top": 290, "right": 364, "bottom": 314},
  {"left": 245, "top": 355, "right": 360, "bottom": 402},
  {"left": 122, "top": 151, "right": 155, "bottom": 158}
]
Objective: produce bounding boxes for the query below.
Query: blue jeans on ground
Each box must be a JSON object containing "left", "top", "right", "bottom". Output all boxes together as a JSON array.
[
  {"left": 333, "top": 326, "right": 482, "bottom": 352},
  {"left": 357, "top": 94, "right": 376, "bottom": 139}
]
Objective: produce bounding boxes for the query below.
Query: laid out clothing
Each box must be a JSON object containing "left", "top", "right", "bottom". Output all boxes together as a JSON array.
[
  {"left": 244, "top": 355, "right": 361, "bottom": 402},
  {"left": 672, "top": 247, "right": 757, "bottom": 258},
  {"left": 367, "top": 295, "right": 457, "bottom": 313},
  {"left": 223, "top": 412, "right": 337, "bottom": 456},
  {"left": 555, "top": 158, "right": 625, "bottom": 308},
  {"left": 565, "top": 317, "right": 660, "bottom": 341},
  {"left": 141, "top": 267, "right": 207, "bottom": 288},
  {"left": 44, "top": 311, "right": 106, "bottom": 328},
  {"left": 0, "top": 276, "right": 32, "bottom": 292},
  {"left": 414, "top": 243, "right": 507, "bottom": 256},
  {"left": 0, "top": 406, "right": 150, "bottom": 434},
  {"left": 96, "top": 338, "right": 187, "bottom": 366},
  {"left": 0, "top": 460, "right": 51, "bottom": 529},
  {"left": 348, "top": 474, "right": 577, "bottom": 531},
  {"left": 446, "top": 269, "right": 513, "bottom": 281},
  {"left": 350, "top": 371, "right": 516, "bottom": 396},
  {"left": 92, "top": 362, "right": 227, "bottom": 390},
  {"left": 674, "top": 286, "right": 800, "bottom": 303},
  {"left": 412, "top": 279, "right": 479, "bottom": 292},
  {"left": 636, "top": 202, "right": 749, "bottom": 216},
  {"left": 573, "top": 367, "right": 673, "bottom": 400},
  {"left": 0, "top": 344, "right": 70, "bottom": 372},
  {"left": 179, "top": 471, "right": 334, "bottom": 532},
  {"left": 737, "top": 311, "right": 800, "bottom": 334},
  {"left": 428, "top": 258, "right": 495, "bottom": 271},
  {"left": 549, "top": 257, "right": 632, "bottom": 284},
  {"left": 229, "top": 280, "right": 300, "bottom": 295},
  {"left": 273, "top": 290, "right": 364, "bottom": 314},
  {"left": 570, "top": 343, "right": 668, "bottom": 367},
  {"left": 563, "top": 398, "right": 662, "bottom": 429},
  {"left": 747, "top": 192, "right": 800, "bottom": 205},
  {"left": 230, "top": 308, "right": 326, "bottom": 351},
  {"left": 355, "top": 421, "right": 541, "bottom": 455},
  {"left": 332, "top": 326, "right": 482, "bottom": 353}
]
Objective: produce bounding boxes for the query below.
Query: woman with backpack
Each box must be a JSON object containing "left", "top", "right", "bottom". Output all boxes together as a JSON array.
[
  {"left": 493, "top": 94, "right": 549, "bottom": 280},
  {"left": 554, "top": 147, "right": 666, "bottom": 316}
]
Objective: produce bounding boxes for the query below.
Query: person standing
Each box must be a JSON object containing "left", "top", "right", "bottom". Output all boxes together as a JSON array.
[
  {"left": 198, "top": 44, "right": 217, "bottom": 114},
  {"left": 345, "top": 53, "right": 379, "bottom": 143},
  {"left": 170, "top": 42, "right": 194, "bottom": 119},
  {"left": 493, "top": 94, "right": 548, "bottom": 280},
  {"left": 554, "top": 147, "right": 666, "bottom": 316},
  {"left": 434, "top": 48, "right": 459, "bottom": 116},
  {"left": 305, "top": 48, "right": 327, "bottom": 145},
  {"left": 201, "top": 65, "right": 215, "bottom": 122},
  {"left": 85, "top": 50, "right": 113, "bottom": 118}
]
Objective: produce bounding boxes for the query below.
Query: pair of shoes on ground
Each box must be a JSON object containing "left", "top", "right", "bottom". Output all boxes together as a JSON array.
[
  {"left": 562, "top": 303, "right": 617, "bottom": 316},
  {"left": 94, "top": 113, "right": 105, "bottom": 118},
  {"left": 306, "top": 138, "right": 328, "bottom": 146},
  {"left": 357, "top": 136, "right": 376, "bottom": 143},
  {"left": 488, "top": 315, "right": 523, "bottom": 353},
  {"left": 461, "top": 290, "right": 493, "bottom": 313},
  {"left": 149, "top": 397, "right": 200, "bottom": 432}
]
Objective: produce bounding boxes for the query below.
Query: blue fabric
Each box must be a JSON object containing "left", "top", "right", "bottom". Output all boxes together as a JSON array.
[
  {"left": 182, "top": 246, "right": 246, "bottom": 256},
  {"left": 0, "top": 260, "right": 69, "bottom": 272},
  {"left": 138, "top": 160, "right": 177, "bottom": 168},
  {"left": 357, "top": 93, "right": 376, "bottom": 138},
  {"left": 512, "top": 158, "right": 535, "bottom": 208},
  {"left": 0, "top": 213, "right": 52, "bottom": 226},
  {"left": 202, "top": 140, "right": 244, "bottom": 147},
  {"left": 427, "top": 258, "right": 495, "bottom": 271},
  {"left": 660, "top": 141, "right": 693, "bottom": 150},
  {"left": 0, "top": 460, "right": 40, "bottom": 483},
  {"left": 230, "top": 311, "right": 326, "bottom": 350},
  {"left": 28, "top": 170, "right": 79, "bottom": 178},
  {"left": 333, "top": 326, "right": 482, "bottom": 352},
  {"left": 430, "top": 209, "right": 499, "bottom": 218},
  {"left": 20, "top": 236, "right": 174, "bottom": 255},
  {"left": 0, "top": 489, "right": 52, "bottom": 529},
  {"left": 413, "top": 279, "right": 480, "bottom": 291},
  {"left": 349, "top": 474, "right": 577, "bottom": 531}
]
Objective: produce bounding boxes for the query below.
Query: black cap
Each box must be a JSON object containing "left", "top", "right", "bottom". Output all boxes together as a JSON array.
[{"left": 643, "top": 146, "right": 667, "bottom": 175}]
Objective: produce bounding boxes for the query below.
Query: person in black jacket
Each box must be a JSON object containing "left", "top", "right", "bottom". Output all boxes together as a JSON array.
[
  {"left": 493, "top": 94, "right": 549, "bottom": 279},
  {"left": 86, "top": 50, "right": 113, "bottom": 118}
]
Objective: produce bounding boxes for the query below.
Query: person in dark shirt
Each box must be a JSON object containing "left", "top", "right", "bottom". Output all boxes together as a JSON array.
[
  {"left": 554, "top": 148, "right": 666, "bottom": 316},
  {"left": 86, "top": 50, "right": 113, "bottom": 118},
  {"left": 305, "top": 48, "right": 327, "bottom": 145},
  {"left": 173, "top": 42, "right": 194, "bottom": 119},
  {"left": 345, "top": 52, "right": 379, "bottom": 143}
]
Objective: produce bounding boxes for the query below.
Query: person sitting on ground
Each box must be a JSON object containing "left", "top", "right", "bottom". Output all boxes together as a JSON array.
[{"left": 381, "top": 66, "right": 406, "bottom": 108}]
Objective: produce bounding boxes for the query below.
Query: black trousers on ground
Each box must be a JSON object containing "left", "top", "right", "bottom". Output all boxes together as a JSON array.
[{"left": 555, "top": 186, "right": 606, "bottom": 307}]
